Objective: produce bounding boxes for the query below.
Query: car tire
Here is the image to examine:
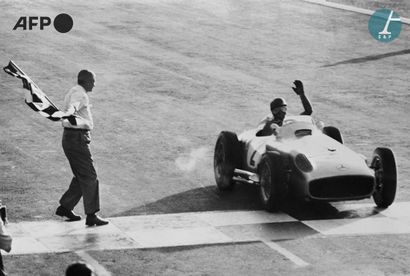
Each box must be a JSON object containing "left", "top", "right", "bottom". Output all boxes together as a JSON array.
[
  {"left": 214, "top": 131, "right": 241, "bottom": 191},
  {"left": 372, "top": 147, "right": 397, "bottom": 208},
  {"left": 258, "top": 153, "right": 286, "bottom": 212},
  {"left": 323, "top": 126, "right": 343, "bottom": 144}
]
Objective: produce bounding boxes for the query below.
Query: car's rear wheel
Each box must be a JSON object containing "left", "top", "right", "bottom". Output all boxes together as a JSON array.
[
  {"left": 323, "top": 126, "right": 343, "bottom": 144},
  {"left": 214, "top": 131, "right": 241, "bottom": 191},
  {"left": 372, "top": 147, "right": 397, "bottom": 208},
  {"left": 258, "top": 154, "right": 286, "bottom": 212}
]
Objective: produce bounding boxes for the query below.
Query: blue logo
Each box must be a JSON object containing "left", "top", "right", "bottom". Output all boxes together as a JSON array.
[{"left": 368, "top": 9, "right": 401, "bottom": 42}]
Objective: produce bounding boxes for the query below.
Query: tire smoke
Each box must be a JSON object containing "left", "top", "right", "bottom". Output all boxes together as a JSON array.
[{"left": 175, "top": 147, "right": 210, "bottom": 172}]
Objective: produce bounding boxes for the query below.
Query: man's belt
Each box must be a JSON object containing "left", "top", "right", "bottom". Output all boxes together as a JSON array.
[{"left": 64, "top": 128, "right": 89, "bottom": 132}]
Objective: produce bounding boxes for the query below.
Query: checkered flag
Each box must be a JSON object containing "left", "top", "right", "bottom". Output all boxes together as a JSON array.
[{"left": 3, "top": 60, "right": 77, "bottom": 125}]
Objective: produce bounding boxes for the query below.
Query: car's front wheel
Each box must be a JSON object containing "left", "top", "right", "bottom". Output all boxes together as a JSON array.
[
  {"left": 214, "top": 131, "right": 241, "bottom": 191},
  {"left": 258, "top": 154, "right": 286, "bottom": 212},
  {"left": 372, "top": 147, "right": 397, "bottom": 208}
]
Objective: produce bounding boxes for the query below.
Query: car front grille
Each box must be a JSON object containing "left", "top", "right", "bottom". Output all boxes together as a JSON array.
[{"left": 309, "top": 175, "right": 375, "bottom": 200}]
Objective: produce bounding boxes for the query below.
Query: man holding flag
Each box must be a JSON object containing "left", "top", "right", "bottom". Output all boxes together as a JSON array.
[
  {"left": 3, "top": 61, "right": 108, "bottom": 227},
  {"left": 56, "top": 69, "right": 108, "bottom": 226}
]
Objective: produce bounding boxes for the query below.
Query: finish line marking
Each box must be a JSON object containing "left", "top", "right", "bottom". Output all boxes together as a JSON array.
[
  {"left": 301, "top": 0, "right": 410, "bottom": 25},
  {"left": 6, "top": 202, "right": 410, "bottom": 256},
  {"left": 76, "top": 250, "right": 112, "bottom": 276},
  {"left": 262, "top": 240, "right": 310, "bottom": 267}
]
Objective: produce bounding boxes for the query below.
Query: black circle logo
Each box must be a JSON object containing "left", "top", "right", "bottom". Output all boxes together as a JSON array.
[{"left": 53, "top": 13, "right": 73, "bottom": 33}]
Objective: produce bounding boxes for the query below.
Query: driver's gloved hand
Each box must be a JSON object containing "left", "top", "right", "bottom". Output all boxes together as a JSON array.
[{"left": 292, "top": 80, "right": 304, "bottom": 95}]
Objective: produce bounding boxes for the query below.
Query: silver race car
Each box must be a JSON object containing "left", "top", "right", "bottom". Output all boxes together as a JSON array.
[{"left": 214, "top": 115, "right": 397, "bottom": 212}]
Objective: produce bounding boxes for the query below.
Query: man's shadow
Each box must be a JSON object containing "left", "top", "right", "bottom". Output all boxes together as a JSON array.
[{"left": 114, "top": 184, "right": 381, "bottom": 220}]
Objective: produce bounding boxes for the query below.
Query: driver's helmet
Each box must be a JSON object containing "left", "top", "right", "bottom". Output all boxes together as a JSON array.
[{"left": 270, "top": 97, "right": 287, "bottom": 111}]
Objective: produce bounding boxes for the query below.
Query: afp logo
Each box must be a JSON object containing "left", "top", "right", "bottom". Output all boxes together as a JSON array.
[{"left": 13, "top": 13, "right": 73, "bottom": 33}]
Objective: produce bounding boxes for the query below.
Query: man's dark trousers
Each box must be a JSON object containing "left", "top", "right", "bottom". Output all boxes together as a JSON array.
[{"left": 60, "top": 128, "right": 100, "bottom": 215}]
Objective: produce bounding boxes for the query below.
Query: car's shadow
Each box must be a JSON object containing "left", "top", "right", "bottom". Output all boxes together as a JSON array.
[
  {"left": 114, "top": 184, "right": 263, "bottom": 217},
  {"left": 114, "top": 184, "right": 381, "bottom": 220}
]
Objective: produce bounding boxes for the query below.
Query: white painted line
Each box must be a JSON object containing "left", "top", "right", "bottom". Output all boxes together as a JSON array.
[
  {"left": 262, "top": 240, "right": 309, "bottom": 267},
  {"left": 7, "top": 237, "right": 50, "bottom": 255},
  {"left": 377, "top": 202, "right": 410, "bottom": 219},
  {"left": 128, "top": 227, "right": 233, "bottom": 248},
  {"left": 7, "top": 203, "right": 410, "bottom": 255},
  {"left": 304, "top": 217, "right": 410, "bottom": 236},
  {"left": 301, "top": 0, "right": 410, "bottom": 25},
  {"left": 195, "top": 210, "right": 296, "bottom": 227},
  {"left": 76, "top": 250, "right": 112, "bottom": 276}
]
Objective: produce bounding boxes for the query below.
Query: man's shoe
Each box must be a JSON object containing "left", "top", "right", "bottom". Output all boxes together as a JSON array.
[
  {"left": 86, "top": 214, "right": 109, "bottom": 226},
  {"left": 55, "top": 206, "right": 81, "bottom": 221}
]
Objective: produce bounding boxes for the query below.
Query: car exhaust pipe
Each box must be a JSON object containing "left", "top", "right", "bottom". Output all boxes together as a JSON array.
[
  {"left": 233, "top": 169, "right": 260, "bottom": 184},
  {"left": 233, "top": 176, "right": 255, "bottom": 184}
]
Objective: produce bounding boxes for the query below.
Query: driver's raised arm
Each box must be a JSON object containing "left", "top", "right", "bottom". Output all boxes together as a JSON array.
[{"left": 292, "top": 80, "right": 312, "bottom": 115}]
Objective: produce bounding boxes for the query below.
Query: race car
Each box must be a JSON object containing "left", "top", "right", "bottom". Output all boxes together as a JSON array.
[{"left": 213, "top": 115, "right": 397, "bottom": 212}]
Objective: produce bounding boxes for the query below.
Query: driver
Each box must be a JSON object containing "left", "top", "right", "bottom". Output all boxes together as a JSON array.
[{"left": 257, "top": 80, "right": 313, "bottom": 136}]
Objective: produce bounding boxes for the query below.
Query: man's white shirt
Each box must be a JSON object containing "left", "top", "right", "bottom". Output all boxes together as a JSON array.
[{"left": 61, "top": 85, "right": 93, "bottom": 130}]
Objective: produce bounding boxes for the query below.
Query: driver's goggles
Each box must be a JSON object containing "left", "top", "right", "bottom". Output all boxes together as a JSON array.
[{"left": 274, "top": 106, "right": 287, "bottom": 113}]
